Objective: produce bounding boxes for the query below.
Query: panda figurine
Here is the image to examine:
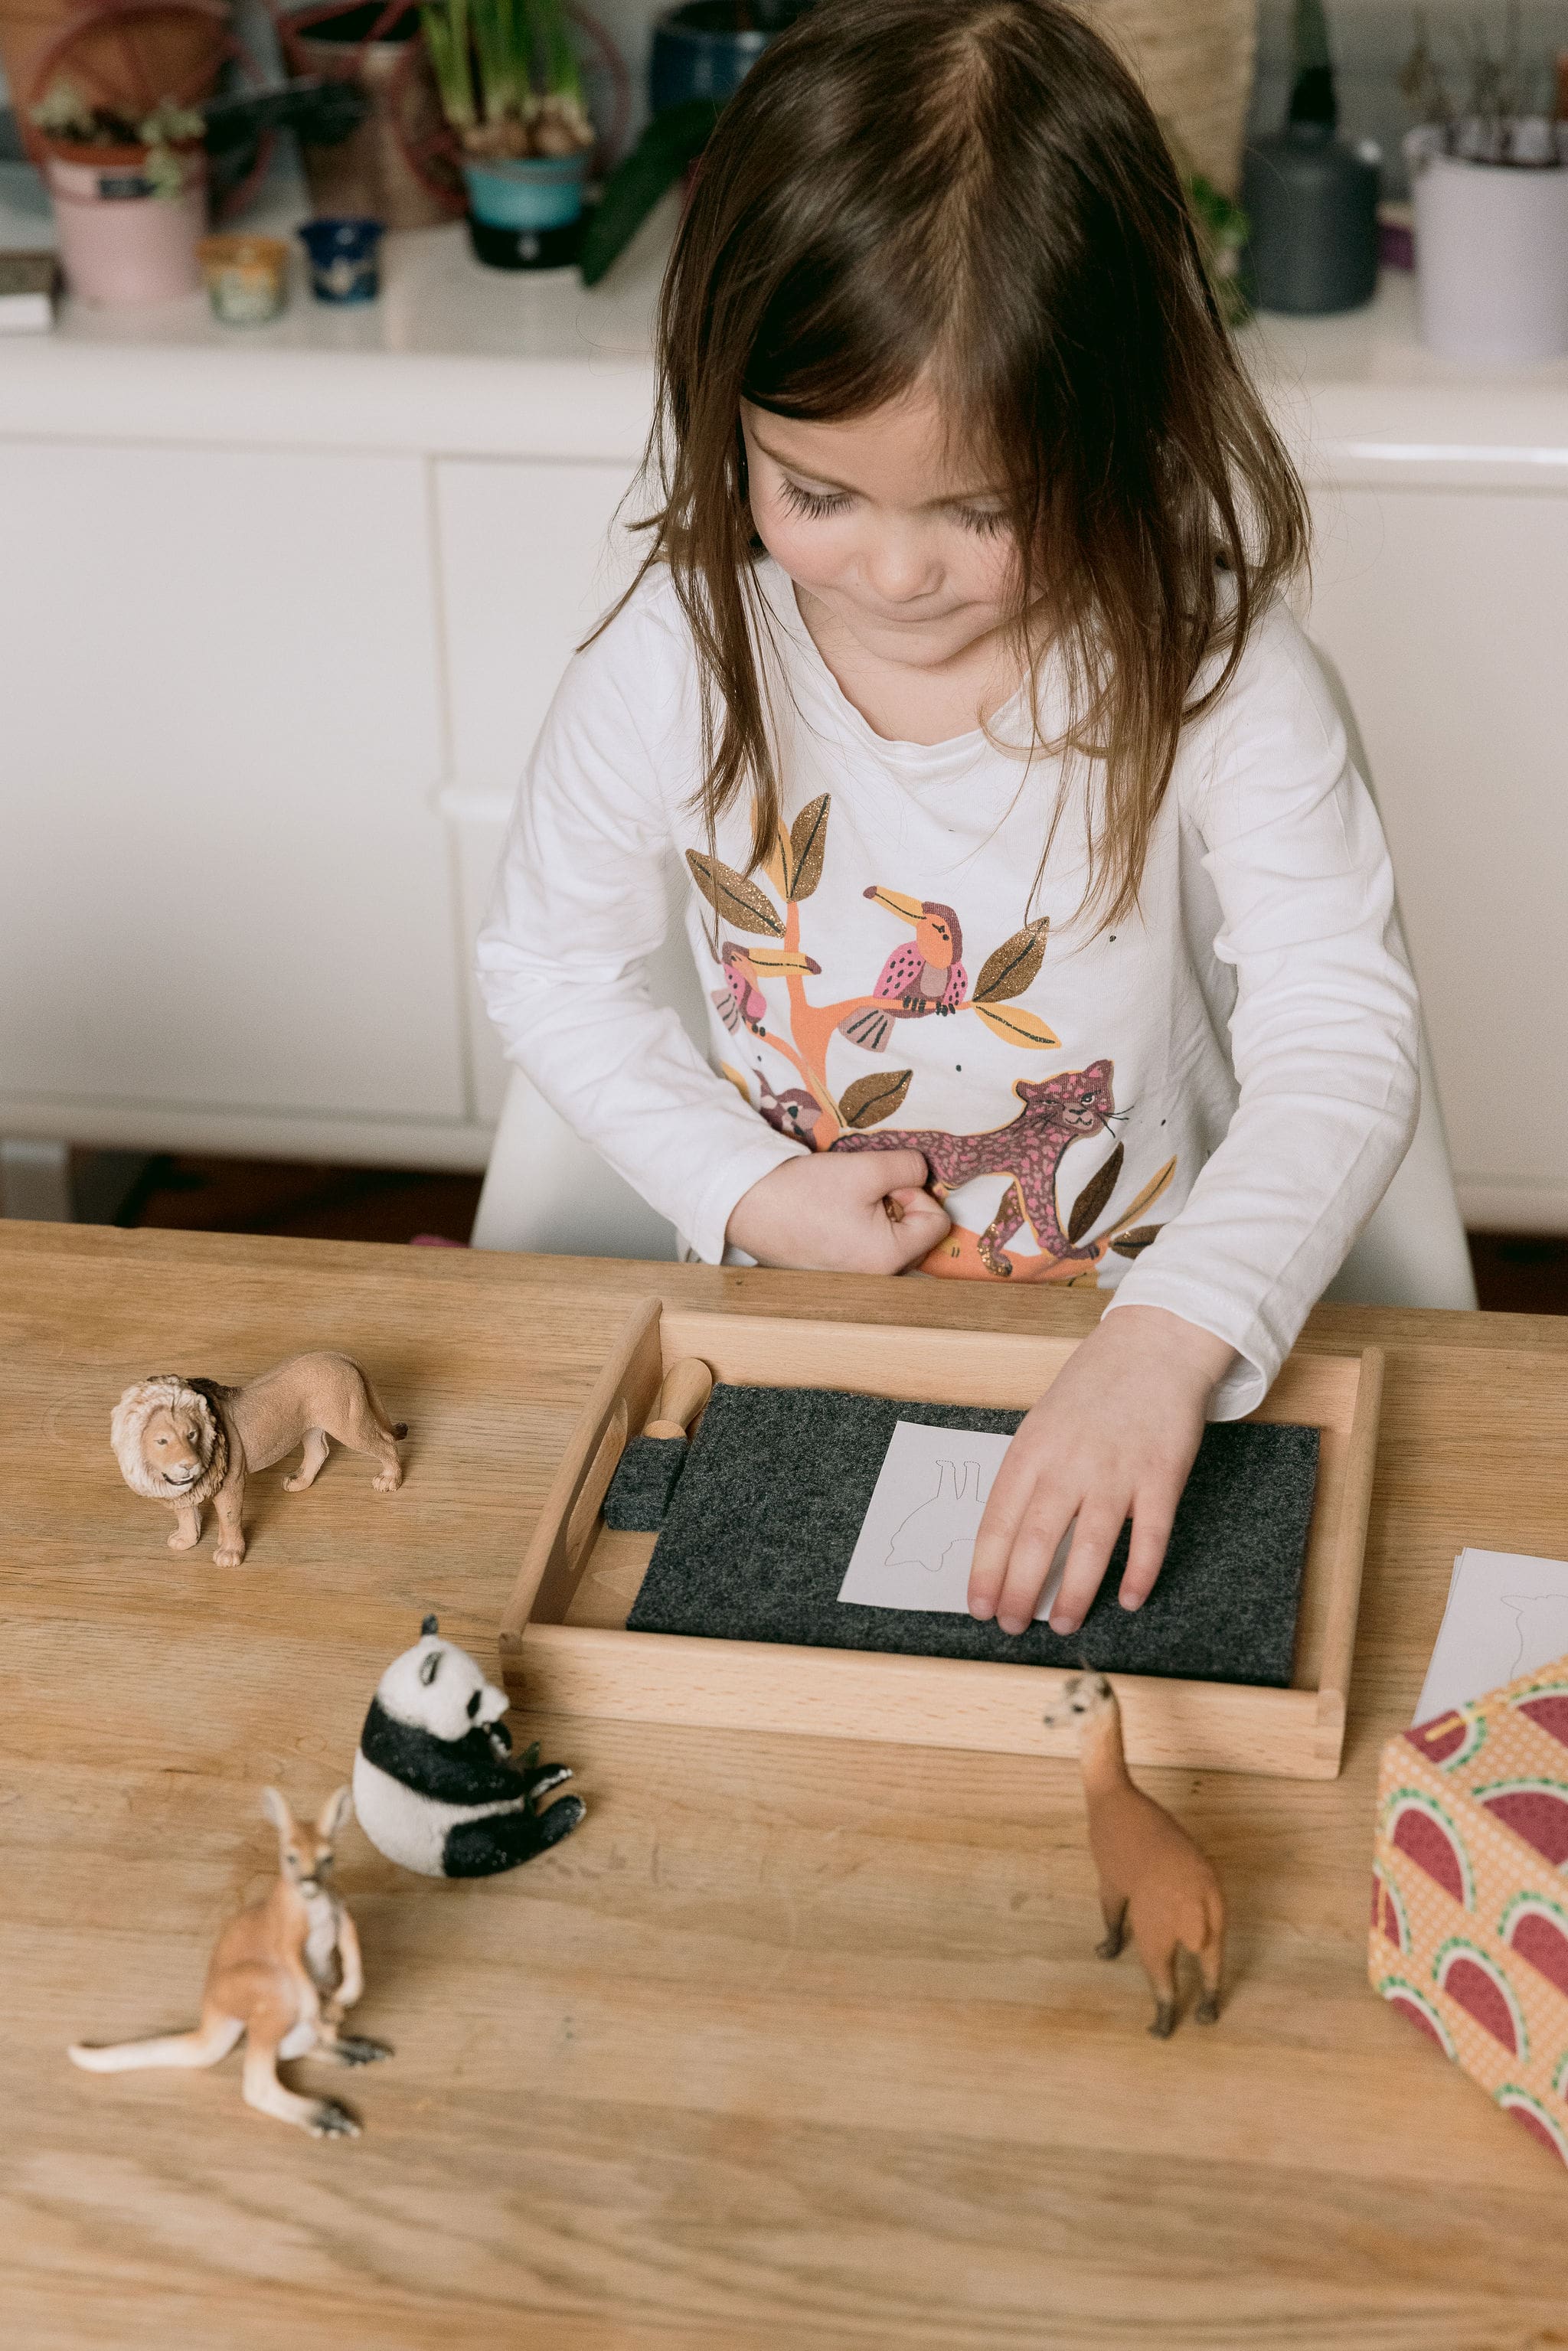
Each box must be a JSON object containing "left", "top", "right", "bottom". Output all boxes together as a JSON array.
[{"left": 352, "top": 1616, "right": 584, "bottom": 1878}]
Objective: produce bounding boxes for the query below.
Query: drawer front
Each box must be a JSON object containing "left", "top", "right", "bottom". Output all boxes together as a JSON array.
[{"left": 0, "top": 442, "right": 464, "bottom": 1122}]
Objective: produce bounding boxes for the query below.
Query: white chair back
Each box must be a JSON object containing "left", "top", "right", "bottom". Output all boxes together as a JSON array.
[{"left": 1311, "top": 645, "right": 1476, "bottom": 1310}]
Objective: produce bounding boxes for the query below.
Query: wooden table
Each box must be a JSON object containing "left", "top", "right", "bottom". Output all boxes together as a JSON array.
[{"left": 6, "top": 1223, "right": 1568, "bottom": 2351}]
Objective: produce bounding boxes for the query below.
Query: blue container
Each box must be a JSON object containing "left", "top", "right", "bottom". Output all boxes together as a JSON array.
[
  {"left": 298, "top": 216, "right": 384, "bottom": 305},
  {"left": 649, "top": 0, "right": 813, "bottom": 116},
  {"left": 463, "top": 152, "right": 589, "bottom": 271},
  {"left": 462, "top": 152, "right": 588, "bottom": 233}
]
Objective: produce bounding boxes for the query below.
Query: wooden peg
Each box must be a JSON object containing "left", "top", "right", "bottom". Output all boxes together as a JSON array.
[{"left": 644, "top": 1358, "right": 713, "bottom": 1441}]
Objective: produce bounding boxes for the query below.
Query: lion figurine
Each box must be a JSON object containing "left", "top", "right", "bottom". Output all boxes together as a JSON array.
[{"left": 111, "top": 1353, "right": 407, "bottom": 1568}]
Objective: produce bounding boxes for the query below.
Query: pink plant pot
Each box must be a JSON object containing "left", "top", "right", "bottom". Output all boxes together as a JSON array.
[{"left": 45, "top": 151, "right": 206, "bottom": 305}]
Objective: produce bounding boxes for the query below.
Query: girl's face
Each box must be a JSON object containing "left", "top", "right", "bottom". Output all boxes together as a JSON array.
[{"left": 741, "top": 384, "right": 1018, "bottom": 672}]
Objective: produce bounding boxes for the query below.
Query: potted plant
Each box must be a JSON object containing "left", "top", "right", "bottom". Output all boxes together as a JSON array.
[
  {"left": 0, "top": 0, "right": 224, "bottom": 167},
  {"left": 31, "top": 77, "right": 208, "bottom": 303},
  {"left": 1401, "top": 8, "right": 1568, "bottom": 361},
  {"left": 279, "top": 1, "right": 466, "bottom": 236},
  {"left": 579, "top": 0, "right": 1263, "bottom": 289},
  {"left": 420, "top": 0, "right": 596, "bottom": 267},
  {"left": 580, "top": 0, "right": 808, "bottom": 288},
  {"left": 648, "top": 0, "right": 809, "bottom": 114}
]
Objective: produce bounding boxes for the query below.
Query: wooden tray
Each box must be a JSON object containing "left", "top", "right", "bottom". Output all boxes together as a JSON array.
[{"left": 498, "top": 1301, "right": 1383, "bottom": 1779}]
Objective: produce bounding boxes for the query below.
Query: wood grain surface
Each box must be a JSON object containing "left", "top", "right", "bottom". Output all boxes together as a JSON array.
[{"left": 6, "top": 1222, "right": 1568, "bottom": 2350}]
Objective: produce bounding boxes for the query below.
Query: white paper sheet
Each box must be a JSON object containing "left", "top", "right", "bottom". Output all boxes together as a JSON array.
[
  {"left": 835, "top": 1419, "right": 1070, "bottom": 1618},
  {"left": 1413, "top": 1547, "right": 1568, "bottom": 1723}
]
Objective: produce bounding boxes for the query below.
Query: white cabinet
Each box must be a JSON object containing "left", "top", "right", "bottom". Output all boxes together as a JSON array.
[
  {"left": 436, "top": 457, "right": 641, "bottom": 795},
  {"left": 449, "top": 805, "right": 511, "bottom": 1128},
  {"left": 0, "top": 442, "right": 468, "bottom": 1148},
  {"left": 1305, "top": 484, "right": 1568, "bottom": 1229},
  {"left": 434, "top": 456, "right": 641, "bottom": 1120}
]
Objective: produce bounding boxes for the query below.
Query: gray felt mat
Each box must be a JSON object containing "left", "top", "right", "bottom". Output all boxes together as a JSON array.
[{"left": 625, "top": 1384, "right": 1320, "bottom": 1687}]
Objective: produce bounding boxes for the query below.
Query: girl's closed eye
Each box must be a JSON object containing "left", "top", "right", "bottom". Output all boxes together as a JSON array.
[
  {"left": 777, "top": 478, "right": 853, "bottom": 521},
  {"left": 775, "top": 477, "right": 1007, "bottom": 540}
]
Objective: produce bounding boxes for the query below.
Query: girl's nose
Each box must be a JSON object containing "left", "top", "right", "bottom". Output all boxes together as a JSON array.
[{"left": 862, "top": 524, "right": 943, "bottom": 606}]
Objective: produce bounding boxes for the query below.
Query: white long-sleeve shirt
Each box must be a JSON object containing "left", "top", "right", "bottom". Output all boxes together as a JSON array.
[{"left": 478, "top": 558, "right": 1419, "bottom": 1417}]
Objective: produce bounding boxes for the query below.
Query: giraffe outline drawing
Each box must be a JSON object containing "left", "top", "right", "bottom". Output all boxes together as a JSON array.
[{"left": 884, "top": 1458, "right": 991, "bottom": 1577}]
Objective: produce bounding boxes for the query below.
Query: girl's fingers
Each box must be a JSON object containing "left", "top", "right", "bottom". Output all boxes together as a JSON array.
[
  {"left": 1118, "top": 1486, "right": 1180, "bottom": 1611},
  {"left": 887, "top": 1184, "right": 944, "bottom": 1218},
  {"left": 992, "top": 1485, "right": 1079, "bottom": 1635},
  {"left": 847, "top": 1150, "right": 928, "bottom": 1200},
  {"left": 886, "top": 1185, "right": 950, "bottom": 1265},
  {"left": 968, "top": 1455, "right": 1034, "bottom": 1620},
  {"left": 877, "top": 1187, "right": 949, "bottom": 1274},
  {"left": 1047, "top": 1504, "right": 1132, "bottom": 1638}
]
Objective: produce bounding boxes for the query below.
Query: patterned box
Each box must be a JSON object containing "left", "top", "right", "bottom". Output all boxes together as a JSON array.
[{"left": 1372, "top": 1653, "right": 1568, "bottom": 2167}]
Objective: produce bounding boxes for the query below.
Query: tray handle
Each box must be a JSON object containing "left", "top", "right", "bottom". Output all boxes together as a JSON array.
[{"left": 500, "top": 1295, "right": 664, "bottom": 1647}]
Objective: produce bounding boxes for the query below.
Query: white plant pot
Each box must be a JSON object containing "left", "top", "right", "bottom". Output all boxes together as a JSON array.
[{"left": 1407, "top": 122, "right": 1568, "bottom": 364}]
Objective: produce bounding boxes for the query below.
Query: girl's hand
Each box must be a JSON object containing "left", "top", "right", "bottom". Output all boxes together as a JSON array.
[
  {"left": 727, "top": 1150, "right": 951, "bottom": 1274},
  {"left": 968, "top": 1305, "right": 1236, "bottom": 1638}
]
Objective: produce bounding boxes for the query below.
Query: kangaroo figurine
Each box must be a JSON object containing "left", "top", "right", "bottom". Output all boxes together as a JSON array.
[
  {"left": 1043, "top": 1672, "right": 1226, "bottom": 2038},
  {"left": 69, "top": 1787, "right": 390, "bottom": 2138}
]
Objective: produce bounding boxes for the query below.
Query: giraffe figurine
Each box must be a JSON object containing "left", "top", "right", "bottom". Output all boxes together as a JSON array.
[{"left": 1043, "top": 1671, "right": 1227, "bottom": 2037}]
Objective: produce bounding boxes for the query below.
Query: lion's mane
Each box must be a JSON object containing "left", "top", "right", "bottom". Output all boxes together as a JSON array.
[{"left": 110, "top": 1376, "right": 230, "bottom": 1506}]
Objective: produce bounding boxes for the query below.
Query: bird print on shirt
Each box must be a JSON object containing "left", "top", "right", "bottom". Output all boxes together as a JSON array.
[
  {"left": 838, "top": 890, "right": 968, "bottom": 1053},
  {"left": 685, "top": 792, "right": 1174, "bottom": 1281},
  {"left": 713, "top": 941, "right": 822, "bottom": 1037}
]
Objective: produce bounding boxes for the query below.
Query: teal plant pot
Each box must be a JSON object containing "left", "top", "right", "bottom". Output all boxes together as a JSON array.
[{"left": 463, "top": 152, "right": 588, "bottom": 269}]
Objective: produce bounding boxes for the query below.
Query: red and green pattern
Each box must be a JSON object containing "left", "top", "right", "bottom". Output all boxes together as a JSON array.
[
  {"left": 1371, "top": 1864, "right": 1410, "bottom": 1952},
  {"left": 1510, "top": 1681, "right": 1568, "bottom": 1756},
  {"left": 1383, "top": 1788, "right": 1475, "bottom": 1909},
  {"left": 1378, "top": 1974, "right": 1458, "bottom": 2059},
  {"left": 1433, "top": 1937, "right": 1530, "bottom": 2059},
  {"left": 1499, "top": 1892, "right": 1568, "bottom": 2000},
  {"left": 1406, "top": 1705, "right": 1487, "bottom": 1771},
  {"left": 1374, "top": 1654, "right": 1568, "bottom": 2170},
  {"left": 1496, "top": 2085, "right": 1568, "bottom": 2166},
  {"left": 1473, "top": 1778, "right": 1568, "bottom": 1869}
]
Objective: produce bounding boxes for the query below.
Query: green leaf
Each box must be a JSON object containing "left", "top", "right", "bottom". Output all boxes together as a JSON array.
[
  {"left": 786, "top": 795, "right": 829, "bottom": 900},
  {"left": 1110, "top": 1225, "right": 1162, "bottom": 1259},
  {"left": 685, "top": 850, "right": 784, "bottom": 937},
  {"left": 838, "top": 1069, "right": 913, "bottom": 1130},
  {"left": 578, "top": 99, "right": 721, "bottom": 286},
  {"left": 1067, "top": 1140, "right": 1123, "bottom": 1245},
  {"left": 972, "top": 917, "right": 1050, "bottom": 1006}
]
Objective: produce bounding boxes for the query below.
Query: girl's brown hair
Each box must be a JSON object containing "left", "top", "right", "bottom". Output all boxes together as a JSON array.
[{"left": 628, "top": 0, "right": 1308, "bottom": 929}]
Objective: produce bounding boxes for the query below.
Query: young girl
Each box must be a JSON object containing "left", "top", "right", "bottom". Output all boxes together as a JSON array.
[{"left": 479, "top": 0, "right": 1418, "bottom": 1647}]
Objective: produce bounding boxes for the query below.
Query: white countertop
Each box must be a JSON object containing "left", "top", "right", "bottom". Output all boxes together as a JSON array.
[
  {"left": 4, "top": 181, "right": 1568, "bottom": 481},
  {"left": 0, "top": 191, "right": 677, "bottom": 460},
  {"left": 1246, "top": 273, "right": 1568, "bottom": 489}
]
